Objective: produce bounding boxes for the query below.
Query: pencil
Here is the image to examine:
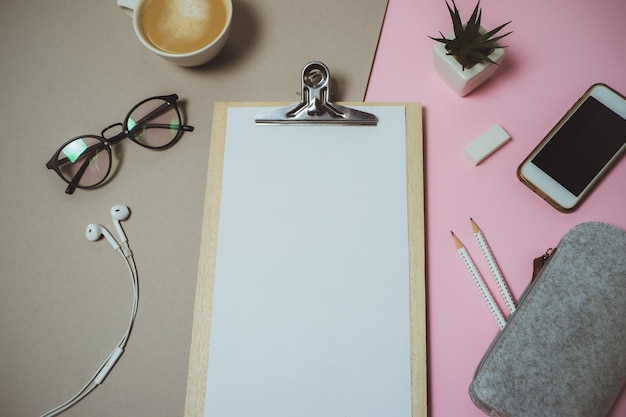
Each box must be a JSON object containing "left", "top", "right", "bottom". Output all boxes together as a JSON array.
[
  {"left": 470, "top": 218, "right": 516, "bottom": 316},
  {"left": 451, "top": 231, "right": 507, "bottom": 329}
]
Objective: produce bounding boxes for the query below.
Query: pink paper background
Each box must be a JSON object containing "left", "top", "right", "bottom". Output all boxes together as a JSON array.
[{"left": 366, "top": 0, "right": 626, "bottom": 416}]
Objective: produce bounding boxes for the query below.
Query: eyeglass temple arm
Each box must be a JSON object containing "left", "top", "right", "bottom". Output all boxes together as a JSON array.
[
  {"left": 64, "top": 152, "right": 93, "bottom": 194},
  {"left": 106, "top": 123, "right": 193, "bottom": 147},
  {"left": 130, "top": 99, "right": 194, "bottom": 130},
  {"left": 128, "top": 123, "right": 194, "bottom": 134}
]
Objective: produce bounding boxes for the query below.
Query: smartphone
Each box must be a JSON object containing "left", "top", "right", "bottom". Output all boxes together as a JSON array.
[{"left": 517, "top": 83, "right": 626, "bottom": 212}]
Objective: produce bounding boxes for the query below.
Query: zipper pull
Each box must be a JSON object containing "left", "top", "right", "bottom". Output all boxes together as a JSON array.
[{"left": 532, "top": 248, "right": 555, "bottom": 281}]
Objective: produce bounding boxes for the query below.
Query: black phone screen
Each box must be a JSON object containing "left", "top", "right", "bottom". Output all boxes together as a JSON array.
[{"left": 531, "top": 96, "right": 626, "bottom": 196}]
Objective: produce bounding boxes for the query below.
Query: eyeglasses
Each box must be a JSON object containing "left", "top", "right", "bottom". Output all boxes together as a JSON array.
[{"left": 46, "top": 94, "right": 194, "bottom": 194}]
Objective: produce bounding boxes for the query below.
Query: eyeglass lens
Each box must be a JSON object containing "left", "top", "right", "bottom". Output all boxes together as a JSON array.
[
  {"left": 55, "top": 136, "right": 111, "bottom": 189},
  {"left": 126, "top": 97, "right": 184, "bottom": 148}
]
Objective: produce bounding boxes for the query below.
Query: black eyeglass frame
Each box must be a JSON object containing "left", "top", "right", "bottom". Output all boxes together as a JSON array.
[{"left": 46, "top": 94, "right": 194, "bottom": 194}]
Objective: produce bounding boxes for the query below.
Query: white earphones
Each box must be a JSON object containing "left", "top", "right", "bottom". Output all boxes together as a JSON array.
[
  {"left": 41, "top": 205, "right": 138, "bottom": 417},
  {"left": 85, "top": 205, "right": 132, "bottom": 256}
]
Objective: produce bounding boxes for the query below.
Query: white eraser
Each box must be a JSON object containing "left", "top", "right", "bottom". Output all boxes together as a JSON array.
[{"left": 464, "top": 124, "right": 511, "bottom": 165}]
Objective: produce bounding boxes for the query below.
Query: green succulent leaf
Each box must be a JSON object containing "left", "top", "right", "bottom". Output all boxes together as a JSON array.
[
  {"left": 447, "top": 0, "right": 465, "bottom": 40},
  {"left": 465, "top": 3, "right": 481, "bottom": 38},
  {"left": 430, "top": 0, "right": 512, "bottom": 70}
]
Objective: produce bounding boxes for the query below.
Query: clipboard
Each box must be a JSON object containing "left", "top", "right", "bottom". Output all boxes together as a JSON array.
[{"left": 184, "top": 63, "right": 426, "bottom": 417}]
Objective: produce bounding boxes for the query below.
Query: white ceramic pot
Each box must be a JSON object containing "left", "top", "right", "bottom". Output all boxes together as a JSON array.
[{"left": 432, "top": 29, "right": 505, "bottom": 97}]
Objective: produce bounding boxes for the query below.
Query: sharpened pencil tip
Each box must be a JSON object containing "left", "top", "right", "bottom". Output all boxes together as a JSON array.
[
  {"left": 470, "top": 218, "right": 480, "bottom": 233},
  {"left": 450, "top": 231, "right": 463, "bottom": 249}
]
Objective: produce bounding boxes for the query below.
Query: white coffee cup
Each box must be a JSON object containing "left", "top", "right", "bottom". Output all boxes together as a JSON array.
[{"left": 118, "top": 0, "right": 232, "bottom": 67}]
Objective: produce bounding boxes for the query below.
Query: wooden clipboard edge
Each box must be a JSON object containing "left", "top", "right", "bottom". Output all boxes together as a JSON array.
[
  {"left": 404, "top": 102, "right": 427, "bottom": 417},
  {"left": 184, "top": 102, "right": 426, "bottom": 417}
]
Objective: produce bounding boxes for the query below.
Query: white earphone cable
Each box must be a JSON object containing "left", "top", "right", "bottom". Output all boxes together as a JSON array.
[{"left": 39, "top": 252, "right": 138, "bottom": 417}]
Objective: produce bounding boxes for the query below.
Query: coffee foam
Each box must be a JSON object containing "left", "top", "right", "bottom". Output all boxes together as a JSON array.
[{"left": 159, "top": 0, "right": 213, "bottom": 45}]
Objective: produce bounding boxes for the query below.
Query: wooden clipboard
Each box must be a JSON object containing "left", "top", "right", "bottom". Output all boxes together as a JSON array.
[{"left": 184, "top": 101, "right": 426, "bottom": 417}]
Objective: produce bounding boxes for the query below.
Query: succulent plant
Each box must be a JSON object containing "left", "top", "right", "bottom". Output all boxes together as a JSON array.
[{"left": 430, "top": 0, "right": 512, "bottom": 70}]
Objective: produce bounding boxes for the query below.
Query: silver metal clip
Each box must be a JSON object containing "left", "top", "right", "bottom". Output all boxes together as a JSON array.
[{"left": 255, "top": 62, "right": 378, "bottom": 126}]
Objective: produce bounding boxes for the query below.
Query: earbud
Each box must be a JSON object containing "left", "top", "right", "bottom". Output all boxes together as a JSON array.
[
  {"left": 110, "top": 205, "right": 130, "bottom": 244},
  {"left": 86, "top": 223, "right": 120, "bottom": 252}
]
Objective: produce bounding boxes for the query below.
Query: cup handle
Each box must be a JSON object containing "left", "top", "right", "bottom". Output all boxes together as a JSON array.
[{"left": 117, "top": 0, "right": 140, "bottom": 17}]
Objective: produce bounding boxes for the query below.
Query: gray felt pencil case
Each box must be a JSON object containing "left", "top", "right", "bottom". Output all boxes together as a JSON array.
[{"left": 469, "top": 222, "right": 626, "bottom": 417}]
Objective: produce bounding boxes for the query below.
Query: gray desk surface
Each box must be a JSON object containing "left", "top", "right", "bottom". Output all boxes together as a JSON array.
[{"left": 0, "top": 1, "right": 387, "bottom": 415}]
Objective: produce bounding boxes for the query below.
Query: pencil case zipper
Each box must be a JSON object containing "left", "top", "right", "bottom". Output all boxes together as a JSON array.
[{"left": 531, "top": 248, "right": 556, "bottom": 281}]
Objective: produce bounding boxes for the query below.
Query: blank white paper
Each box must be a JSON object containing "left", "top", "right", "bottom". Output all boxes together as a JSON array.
[{"left": 205, "top": 106, "right": 412, "bottom": 417}]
